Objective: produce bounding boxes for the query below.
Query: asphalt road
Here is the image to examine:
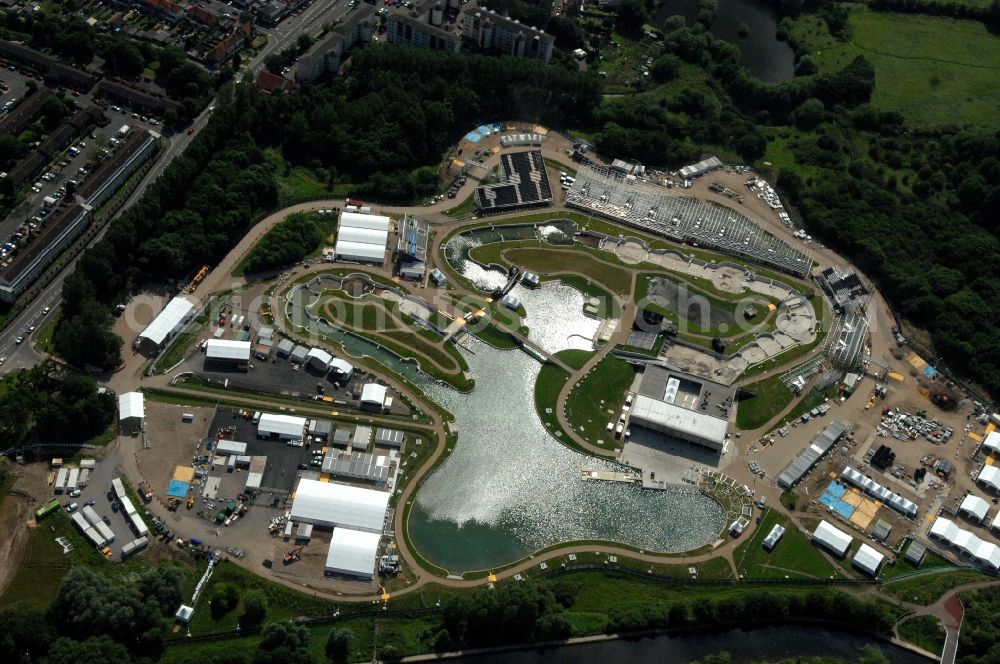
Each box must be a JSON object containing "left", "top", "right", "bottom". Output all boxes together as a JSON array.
[{"left": 0, "top": 4, "right": 351, "bottom": 375}]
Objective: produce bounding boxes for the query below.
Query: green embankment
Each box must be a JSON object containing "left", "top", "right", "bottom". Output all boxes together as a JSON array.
[{"left": 563, "top": 356, "right": 636, "bottom": 448}]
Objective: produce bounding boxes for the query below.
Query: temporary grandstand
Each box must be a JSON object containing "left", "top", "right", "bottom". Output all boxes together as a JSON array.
[
  {"left": 566, "top": 167, "right": 813, "bottom": 277},
  {"left": 475, "top": 149, "right": 552, "bottom": 214},
  {"left": 499, "top": 133, "right": 543, "bottom": 148},
  {"left": 928, "top": 516, "right": 1000, "bottom": 572},
  {"left": 840, "top": 465, "right": 918, "bottom": 519},
  {"left": 776, "top": 421, "right": 848, "bottom": 489}
]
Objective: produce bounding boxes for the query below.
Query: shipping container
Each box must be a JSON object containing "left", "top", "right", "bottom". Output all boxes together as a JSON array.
[
  {"left": 54, "top": 467, "right": 68, "bottom": 493},
  {"left": 66, "top": 468, "right": 80, "bottom": 491}
]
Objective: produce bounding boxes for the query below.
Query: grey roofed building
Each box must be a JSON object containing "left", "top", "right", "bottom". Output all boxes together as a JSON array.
[
  {"left": 258, "top": 327, "right": 274, "bottom": 340},
  {"left": 352, "top": 425, "right": 373, "bottom": 451},
  {"left": 872, "top": 519, "right": 892, "bottom": 541},
  {"left": 309, "top": 419, "right": 333, "bottom": 442},
  {"left": 276, "top": 338, "right": 295, "bottom": 358},
  {"left": 332, "top": 427, "right": 353, "bottom": 448},
  {"left": 678, "top": 156, "right": 722, "bottom": 179},
  {"left": 290, "top": 344, "right": 309, "bottom": 363},
  {"left": 429, "top": 268, "right": 447, "bottom": 286},
  {"left": 904, "top": 540, "right": 926, "bottom": 565},
  {"left": 321, "top": 451, "right": 391, "bottom": 485},
  {"left": 400, "top": 262, "right": 425, "bottom": 281},
  {"left": 375, "top": 428, "right": 405, "bottom": 449},
  {"left": 775, "top": 420, "right": 849, "bottom": 489}
]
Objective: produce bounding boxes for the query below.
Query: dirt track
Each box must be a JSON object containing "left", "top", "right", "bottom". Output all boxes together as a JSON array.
[{"left": 0, "top": 462, "right": 50, "bottom": 602}]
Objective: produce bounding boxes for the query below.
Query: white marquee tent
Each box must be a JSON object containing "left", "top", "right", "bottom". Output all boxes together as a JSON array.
[
  {"left": 811, "top": 520, "right": 853, "bottom": 558},
  {"left": 324, "top": 527, "right": 381, "bottom": 579},
  {"left": 334, "top": 212, "right": 390, "bottom": 264},
  {"left": 290, "top": 479, "right": 389, "bottom": 532}
]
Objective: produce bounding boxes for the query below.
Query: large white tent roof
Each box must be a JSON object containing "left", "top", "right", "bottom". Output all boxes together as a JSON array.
[
  {"left": 360, "top": 383, "right": 387, "bottom": 405},
  {"left": 977, "top": 465, "right": 1000, "bottom": 492},
  {"left": 324, "top": 527, "right": 381, "bottom": 578},
  {"left": 335, "top": 212, "right": 390, "bottom": 263},
  {"left": 852, "top": 543, "right": 885, "bottom": 576},
  {"left": 930, "top": 516, "right": 960, "bottom": 542},
  {"left": 205, "top": 339, "right": 251, "bottom": 361},
  {"left": 290, "top": 479, "right": 389, "bottom": 532},
  {"left": 340, "top": 211, "right": 390, "bottom": 231},
  {"left": 118, "top": 391, "right": 144, "bottom": 421},
  {"left": 138, "top": 296, "right": 194, "bottom": 346},
  {"left": 329, "top": 358, "right": 353, "bottom": 375},
  {"left": 812, "top": 519, "right": 853, "bottom": 557},
  {"left": 982, "top": 431, "right": 1000, "bottom": 456},
  {"left": 306, "top": 347, "right": 333, "bottom": 369},
  {"left": 333, "top": 241, "right": 386, "bottom": 262},
  {"left": 338, "top": 226, "right": 388, "bottom": 246},
  {"left": 960, "top": 494, "right": 990, "bottom": 521},
  {"left": 258, "top": 413, "right": 307, "bottom": 439}
]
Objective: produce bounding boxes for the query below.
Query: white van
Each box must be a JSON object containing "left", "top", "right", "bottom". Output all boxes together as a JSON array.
[
  {"left": 614, "top": 423, "right": 624, "bottom": 439},
  {"left": 66, "top": 502, "right": 78, "bottom": 513},
  {"left": 252, "top": 411, "right": 261, "bottom": 425},
  {"left": 181, "top": 413, "right": 194, "bottom": 423}
]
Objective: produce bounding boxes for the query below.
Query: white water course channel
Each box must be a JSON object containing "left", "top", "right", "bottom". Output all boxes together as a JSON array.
[{"left": 405, "top": 230, "right": 726, "bottom": 573}]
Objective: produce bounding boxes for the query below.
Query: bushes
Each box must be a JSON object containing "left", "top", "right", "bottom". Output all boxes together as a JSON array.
[{"left": 243, "top": 213, "right": 324, "bottom": 275}]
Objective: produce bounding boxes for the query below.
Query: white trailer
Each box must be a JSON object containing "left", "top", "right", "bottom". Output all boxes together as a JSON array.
[
  {"left": 79, "top": 468, "right": 90, "bottom": 487},
  {"left": 79, "top": 459, "right": 96, "bottom": 470},
  {"left": 70, "top": 511, "right": 91, "bottom": 532},
  {"left": 112, "top": 477, "right": 126, "bottom": 500},
  {"left": 119, "top": 495, "right": 137, "bottom": 517},
  {"left": 66, "top": 468, "right": 80, "bottom": 492},
  {"left": 81, "top": 505, "right": 103, "bottom": 529},
  {"left": 82, "top": 527, "right": 107, "bottom": 548},
  {"left": 129, "top": 511, "right": 149, "bottom": 537},
  {"left": 94, "top": 520, "right": 115, "bottom": 544},
  {"left": 54, "top": 467, "right": 69, "bottom": 493}
]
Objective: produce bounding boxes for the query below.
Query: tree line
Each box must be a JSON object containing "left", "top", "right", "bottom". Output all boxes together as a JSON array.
[
  {"left": 0, "top": 362, "right": 114, "bottom": 447},
  {"left": 242, "top": 213, "right": 325, "bottom": 275}
]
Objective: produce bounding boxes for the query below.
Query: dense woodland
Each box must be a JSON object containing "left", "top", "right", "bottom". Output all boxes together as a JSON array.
[
  {"left": 242, "top": 213, "right": 324, "bottom": 275},
  {"left": 41, "top": 20, "right": 1000, "bottom": 396},
  {"left": 0, "top": 362, "right": 114, "bottom": 448}
]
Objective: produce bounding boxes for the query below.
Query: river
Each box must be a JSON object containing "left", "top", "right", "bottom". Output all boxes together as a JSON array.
[
  {"left": 655, "top": 0, "right": 796, "bottom": 83},
  {"left": 454, "top": 625, "right": 930, "bottom": 663}
]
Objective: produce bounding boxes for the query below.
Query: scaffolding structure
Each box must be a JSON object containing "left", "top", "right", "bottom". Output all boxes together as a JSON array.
[{"left": 566, "top": 167, "right": 813, "bottom": 277}]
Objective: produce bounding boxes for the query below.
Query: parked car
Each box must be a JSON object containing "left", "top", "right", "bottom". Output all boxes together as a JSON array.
[{"left": 69, "top": 489, "right": 81, "bottom": 497}]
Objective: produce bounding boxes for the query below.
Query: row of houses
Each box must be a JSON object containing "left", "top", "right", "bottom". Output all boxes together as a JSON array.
[{"left": 294, "top": 0, "right": 554, "bottom": 83}]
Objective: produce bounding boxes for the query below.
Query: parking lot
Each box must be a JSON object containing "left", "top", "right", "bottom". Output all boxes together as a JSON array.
[{"left": 186, "top": 344, "right": 412, "bottom": 417}]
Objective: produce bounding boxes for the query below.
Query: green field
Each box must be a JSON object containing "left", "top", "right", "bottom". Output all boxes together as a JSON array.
[
  {"left": 533, "top": 363, "right": 575, "bottom": 447},
  {"left": 736, "top": 374, "right": 795, "bottom": 431},
  {"left": 882, "top": 569, "right": 992, "bottom": 605},
  {"left": 265, "top": 149, "right": 355, "bottom": 205},
  {"left": 732, "top": 510, "right": 839, "bottom": 580},
  {"left": 564, "top": 356, "right": 637, "bottom": 448},
  {"left": 808, "top": 11, "right": 1000, "bottom": 125},
  {"left": 503, "top": 247, "right": 633, "bottom": 296}
]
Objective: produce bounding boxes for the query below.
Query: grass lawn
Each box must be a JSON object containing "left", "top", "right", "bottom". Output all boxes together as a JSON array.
[
  {"left": 807, "top": 11, "right": 1000, "bottom": 126},
  {"left": 731, "top": 510, "right": 839, "bottom": 580},
  {"left": 881, "top": 570, "right": 992, "bottom": 605},
  {"left": 502, "top": 247, "right": 633, "bottom": 296},
  {"left": 35, "top": 313, "right": 60, "bottom": 353},
  {"left": 533, "top": 363, "right": 575, "bottom": 446},
  {"left": 0, "top": 509, "right": 198, "bottom": 611},
  {"left": 556, "top": 349, "right": 595, "bottom": 371},
  {"left": 897, "top": 614, "right": 946, "bottom": 655},
  {"left": 564, "top": 356, "right": 636, "bottom": 448},
  {"left": 878, "top": 540, "right": 953, "bottom": 580},
  {"left": 444, "top": 192, "right": 476, "bottom": 217},
  {"left": 265, "top": 149, "right": 355, "bottom": 206},
  {"left": 736, "top": 373, "right": 794, "bottom": 431}
]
